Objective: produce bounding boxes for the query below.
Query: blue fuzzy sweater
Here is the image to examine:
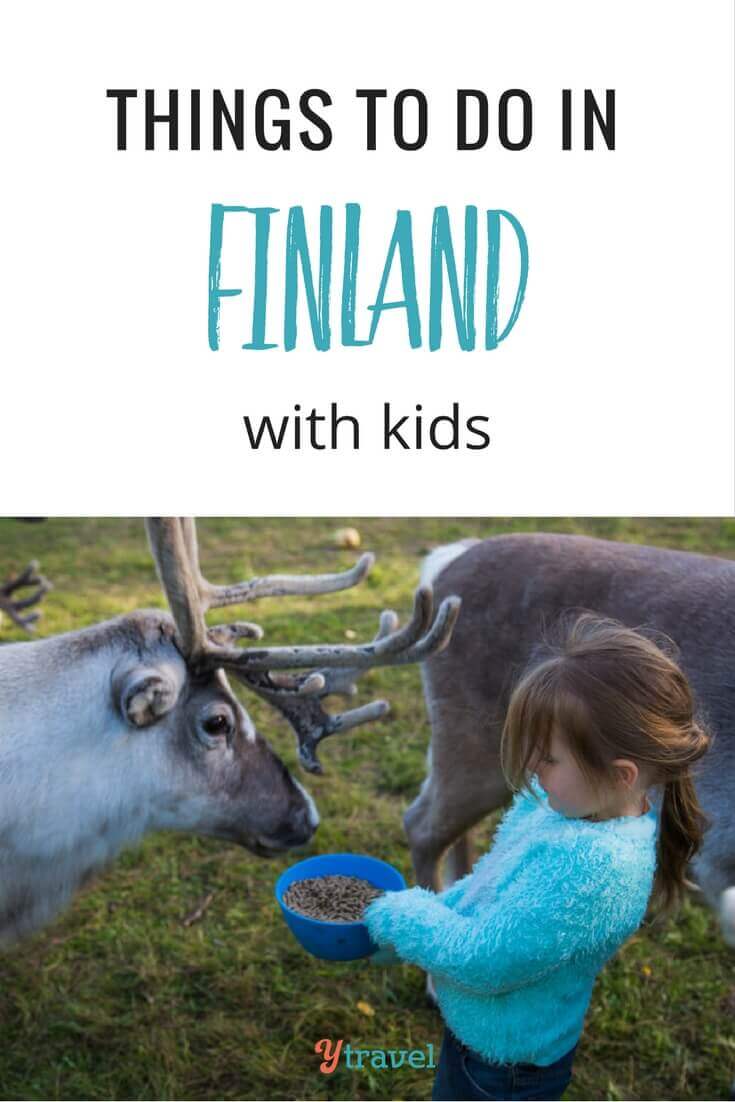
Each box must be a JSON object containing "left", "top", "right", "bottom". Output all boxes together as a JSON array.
[{"left": 363, "top": 775, "right": 659, "bottom": 1066}]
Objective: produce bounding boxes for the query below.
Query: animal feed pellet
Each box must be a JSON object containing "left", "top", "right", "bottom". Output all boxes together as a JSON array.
[{"left": 283, "top": 874, "right": 385, "bottom": 922}]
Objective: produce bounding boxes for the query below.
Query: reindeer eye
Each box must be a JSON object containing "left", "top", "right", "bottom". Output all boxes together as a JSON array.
[
  {"left": 197, "top": 705, "right": 236, "bottom": 746},
  {"left": 203, "top": 713, "right": 233, "bottom": 736}
]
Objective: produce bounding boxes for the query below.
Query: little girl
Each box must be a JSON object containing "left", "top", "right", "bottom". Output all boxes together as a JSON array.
[{"left": 363, "top": 613, "right": 712, "bottom": 1101}]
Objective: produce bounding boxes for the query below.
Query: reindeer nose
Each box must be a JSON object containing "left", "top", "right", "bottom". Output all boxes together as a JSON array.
[
  {"left": 259, "top": 780, "right": 320, "bottom": 850},
  {"left": 268, "top": 815, "right": 317, "bottom": 849},
  {"left": 274, "top": 823, "right": 314, "bottom": 847}
]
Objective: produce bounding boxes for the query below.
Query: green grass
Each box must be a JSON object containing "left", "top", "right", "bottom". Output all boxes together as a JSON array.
[{"left": 0, "top": 518, "right": 733, "bottom": 1101}]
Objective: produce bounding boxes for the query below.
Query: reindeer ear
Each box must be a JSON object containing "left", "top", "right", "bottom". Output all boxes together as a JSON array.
[{"left": 113, "top": 665, "right": 180, "bottom": 728}]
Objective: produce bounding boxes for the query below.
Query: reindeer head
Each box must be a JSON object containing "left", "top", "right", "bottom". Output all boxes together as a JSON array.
[
  {"left": 130, "top": 519, "right": 460, "bottom": 857},
  {"left": 109, "top": 613, "right": 318, "bottom": 857}
]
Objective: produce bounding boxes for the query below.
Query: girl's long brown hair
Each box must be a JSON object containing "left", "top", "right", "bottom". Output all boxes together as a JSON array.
[{"left": 500, "top": 612, "right": 713, "bottom": 925}]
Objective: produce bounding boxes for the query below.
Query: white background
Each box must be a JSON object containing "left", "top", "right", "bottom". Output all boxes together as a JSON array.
[{"left": 1, "top": 0, "right": 733, "bottom": 514}]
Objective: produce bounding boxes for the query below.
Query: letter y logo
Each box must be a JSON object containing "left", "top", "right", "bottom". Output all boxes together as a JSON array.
[{"left": 315, "top": 1038, "right": 343, "bottom": 1074}]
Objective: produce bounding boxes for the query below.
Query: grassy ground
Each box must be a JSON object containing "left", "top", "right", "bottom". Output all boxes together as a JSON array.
[{"left": 0, "top": 518, "right": 734, "bottom": 1101}]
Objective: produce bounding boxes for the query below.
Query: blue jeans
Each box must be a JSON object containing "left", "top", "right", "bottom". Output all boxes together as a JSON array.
[{"left": 431, "top": 1025, "right": 579, "bottom": 1101}]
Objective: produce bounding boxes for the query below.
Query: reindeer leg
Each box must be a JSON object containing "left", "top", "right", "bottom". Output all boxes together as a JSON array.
[
  {"left": 404, "top": 772, "right": 492, "bottom": 892},
  {"left": 720, "top": 887, "right": 735, "bottom": 949},
  {"left": 683, "top": 848, "right": 735, "bottom": 943}
]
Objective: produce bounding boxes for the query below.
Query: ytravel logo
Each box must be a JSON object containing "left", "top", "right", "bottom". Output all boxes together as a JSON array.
[{"left": 314, "top": 1038, "right": 437, "bottom": 1074}]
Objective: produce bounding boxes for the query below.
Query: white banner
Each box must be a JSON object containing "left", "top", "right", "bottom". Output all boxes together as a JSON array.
[{"left": 1, "top": 0, "right": 732, "bottom": 514}]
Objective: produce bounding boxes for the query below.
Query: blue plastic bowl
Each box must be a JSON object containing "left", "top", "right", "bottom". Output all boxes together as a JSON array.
[{"left": 275, "top": 852, "right": 406, "bottom": 961}]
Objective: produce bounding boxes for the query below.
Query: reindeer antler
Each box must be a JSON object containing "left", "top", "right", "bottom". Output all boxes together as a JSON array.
[
  {"left": 0, "top": 561, "right": 53, "bottom": 632},
  {"left": 145, "top": 519, "right": 461, "bottom": 771},
  {"left": 145, "top": 519, "right": 375, "bottom": 663},
  {"left": 229, "top": 590, "right": 461, "bottom": 772}
]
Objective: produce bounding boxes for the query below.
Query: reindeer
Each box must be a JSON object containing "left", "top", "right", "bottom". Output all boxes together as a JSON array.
[
  {"left": 407, "top": 530, "right": 735, "bottom": 990},
  {"left": 0, "top": 518, "right": 460, "bottom": 947}
]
